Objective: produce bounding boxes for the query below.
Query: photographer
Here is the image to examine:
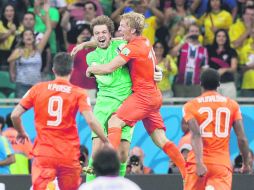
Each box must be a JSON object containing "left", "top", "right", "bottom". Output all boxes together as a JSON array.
[
  {"left": 171, "top": 23, "right": 209, "bottom": 97},
  {"left": 127, "top": 147, "right": 154, "bottom": 175}
]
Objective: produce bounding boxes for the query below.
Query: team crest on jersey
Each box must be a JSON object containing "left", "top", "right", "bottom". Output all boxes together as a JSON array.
[
  {"left": 121, "top": 48, "right": 130, "bottom": 56},
  {"left": 116, "top": 43, "right": 126, "bottom": 53}
]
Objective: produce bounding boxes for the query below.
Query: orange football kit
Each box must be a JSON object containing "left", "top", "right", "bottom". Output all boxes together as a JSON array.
[
  {"left": 20, "top": 78, "right": 91, "bottom": 190},
  {"left": 109, "top": 36, "right": 186, "bottom": 178},
  {"left": 183, "top": 91, "right": 242, "bottom": 190}
]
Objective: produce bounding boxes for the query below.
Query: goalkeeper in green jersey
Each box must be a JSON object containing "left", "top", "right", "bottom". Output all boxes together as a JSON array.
[{"left": 72, "top": 15, "right": 133, "bottom": 182}]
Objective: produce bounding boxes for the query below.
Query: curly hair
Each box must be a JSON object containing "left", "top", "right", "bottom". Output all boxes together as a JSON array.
[{"left": 90, "top": 15, "right": 115, "bottom": 35}]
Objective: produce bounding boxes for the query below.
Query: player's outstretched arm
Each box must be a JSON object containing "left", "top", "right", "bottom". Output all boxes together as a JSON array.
[
  {"left": 86, "top": 55, "right": 127, "bottom": 76},
  {"left": 11, "top": 104, "right": 30, "bottom": 144},
  {"left": 187, "top": 118, "right": 207, "bottom": 177},
  {"left": 81, "top": 110, "right": 108, "bottom": 144},
  {"left": 70, "top": 39, "right": 97, "bottom": 57},
  {"left": 233, "top": 120, "right": 251, "bottom": 173}
]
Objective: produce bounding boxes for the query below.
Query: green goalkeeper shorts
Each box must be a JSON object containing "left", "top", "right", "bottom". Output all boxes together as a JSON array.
[{"left": 92, "top": 96, "right": 133, "bottom": 142}]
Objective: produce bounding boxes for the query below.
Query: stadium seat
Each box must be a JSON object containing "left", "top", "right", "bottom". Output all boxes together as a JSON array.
[
  {"left": 0, "top": 92, "right": 6, "bottom": 99},
  {"left": 0, "top": 71, "right": 16, "bottom": 97}
]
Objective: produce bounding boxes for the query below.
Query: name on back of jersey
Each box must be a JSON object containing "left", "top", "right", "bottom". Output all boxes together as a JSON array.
[
  {"left": 197, "top": 95, "right": 227, "bottom": 103},
  {"left": 48, "top": 84, "right": 71, "bottom": 93}
]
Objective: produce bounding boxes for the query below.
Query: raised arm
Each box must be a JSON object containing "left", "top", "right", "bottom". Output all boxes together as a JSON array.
[
  {"left": 37, "top": 0, "right": 52, "bottom": 53},
  {"left": 187, "top": 118, "right": 207, "bottom": 177}
]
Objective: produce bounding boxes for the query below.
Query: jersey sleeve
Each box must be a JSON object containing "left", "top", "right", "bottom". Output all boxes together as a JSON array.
[
  {"left": 77, "top": 89, "right": 92, "bottom": 112},
  {"left": 183, "top": 101, "right": 196, "bottom": 122},
  {"left": 86, "top": 51, "right": 97, "bottom": 66},
  {"left": 20, "top": 85, "right": 38, "bottom": 110},
  {"left": 119, "top": 43, "right": 139, "bottom": 62},
  {"left": 230, "top": 99, "right": 242, "bottom": 121}
]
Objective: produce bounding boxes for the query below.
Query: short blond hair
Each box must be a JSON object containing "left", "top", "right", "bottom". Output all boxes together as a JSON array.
[{"left": 120, "top": 12, "right": 145, "bottom": 35}]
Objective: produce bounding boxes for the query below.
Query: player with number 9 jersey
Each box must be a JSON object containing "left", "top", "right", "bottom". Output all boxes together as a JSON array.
[
  {"left": 11, "top": 52, "right": 108, "bottom": 190},
  {"left": 20, "top": 79, "right": 91, "bottom": 161}
]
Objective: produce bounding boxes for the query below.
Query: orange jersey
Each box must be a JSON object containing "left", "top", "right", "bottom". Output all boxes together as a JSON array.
[
  {"left": 119, "top": 36, "right": 158, "bottom": 93},
  {"left": 20, "top": 78, "right": 91, "bottom": 161},
  {"left": 183, "top": 91, "right": 242, "bottom": 169}
]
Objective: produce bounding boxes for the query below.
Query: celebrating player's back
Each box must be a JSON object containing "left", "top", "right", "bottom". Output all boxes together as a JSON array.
[
  {"left": 183, "top": 68, "right": 250, "bottom": 190},
  {"left": 11, "top": 52, "right": 107, "bottom": 190}
]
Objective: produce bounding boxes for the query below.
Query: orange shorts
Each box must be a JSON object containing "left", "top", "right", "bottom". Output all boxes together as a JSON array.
[
  {"left": 184, "top": 163, "right": 232, "bottom": 190},
  {"left": 32, "top": 156, "right": 81, "bottom": 190},
  {"left": 116, "top": 91, "right": 165, "bottom": 135}
]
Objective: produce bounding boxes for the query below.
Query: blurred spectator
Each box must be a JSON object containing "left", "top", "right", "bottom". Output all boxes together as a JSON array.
[
  {"left": 0, "top": 116, "right": 15, "bottom": 175},
  {"left": 79, "top": 147, "right": 141, "bottom": 190},
  {"left": 67, "top": 24, "right": 97, "bottom": 98},
  {"left": 191, "top": 0, "right": 238, "bottom": 20},
  {"left": 233, "top": 149, "right": 254, "bottom": 173},
  {"left": 28, "top": 0, "right": 60, "bottom": 55},
  {"left": 127, "top": 146, "right": 154, "bottom": 175},
  {"left": 111, "top": 0, "right": 164, "bottom": 45},
  {"left": 6, "top": 0, "right": 31, "bottom": 19},
  {"left": 164, "top": 0, "right": 194, "bottom": 31},
  {"left": 207, "top": 29, "right": 238, "bottom": 98},
  {"left": 168, "top": 119, "right": 192, "bottom": 174},
  {"left": 239, "top": 27, "right": 254, "bottom": 96},
  {"left": 154, "top": 41, "right": 178, "bottom": 98},
  {"left": 0, "top": 3, "right": 23, "bottom": 70},
  {"left": 2, "top": 113, "right": 32, "bottom": 174},
  {"left": 229, "top": 6, "right": 254, "bottom": 96},
  {"left": 171, "top": 24, "right": 208, "bottom": 97},
  {"left": 229, "top": 6, "right": 254, "bottom": 53},
  {"left": 80, "top": 145, "right": 89, "bottom": 168},
  {"left": 178, "top": 119, "right": 192, "bottom": 161},
  {"left": 198, "top": 0, "right": 233, "bottom": 45},
  {"left": 61, "top": 1, "right": 97, "bottom": 45},
  {"left": 7, "top": 2, "right": 52, "bottom": 98},
  {"left": 50, "top": 0, "right": 67, "bottom": 13},
  {"left": 21, "top": 12, "right": 52, "bottom": 75},
  {"left": 100, "top": 0, "right": 113, "bottom": 16},
  {"left": 67, "top": 0, "right": 103, "bottom": 21}
]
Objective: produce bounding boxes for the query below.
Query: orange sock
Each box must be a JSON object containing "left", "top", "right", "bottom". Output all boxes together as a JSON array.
[
  {"left": 163, "top": 141, "right": 186, "bottom": 178},
  {"left": 108, "top": 127, "right": 122, "bottom": 150}
]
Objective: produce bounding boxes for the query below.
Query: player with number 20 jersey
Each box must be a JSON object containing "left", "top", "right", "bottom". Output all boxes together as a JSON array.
[{"left": 183, "top": 68, "right": 250, "bottom": 190}]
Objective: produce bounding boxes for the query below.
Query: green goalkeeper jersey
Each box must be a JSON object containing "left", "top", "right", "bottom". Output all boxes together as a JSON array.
[{"left": 86, "top": 40, "right": 132, "bottom": 101}]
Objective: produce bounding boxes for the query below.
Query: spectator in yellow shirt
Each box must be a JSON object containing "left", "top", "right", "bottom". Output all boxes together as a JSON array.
[
  {"left": 229, "top": 6, "right": 254, "bottom": 56},
  {"left": 239, "top": 28, "right": 254, "bottom": 96},
  {"left": 154, "top": 41, "right": 178, "bottom": 98},
  {"left": 198, "top": 0, "right": 233, "bottom": 45}
]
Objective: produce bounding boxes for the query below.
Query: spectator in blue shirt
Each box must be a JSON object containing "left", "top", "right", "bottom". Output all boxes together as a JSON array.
[{"left": 0, "top": 116, "right": 15, "bottom": 174}]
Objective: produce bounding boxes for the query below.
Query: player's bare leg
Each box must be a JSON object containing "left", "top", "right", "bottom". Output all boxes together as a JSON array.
[
  {"left": 108, "top": 115, "right": 126, "bottom": 149},
  {"left": 151, "top": 129, "right": 186, "bottom": 178}
]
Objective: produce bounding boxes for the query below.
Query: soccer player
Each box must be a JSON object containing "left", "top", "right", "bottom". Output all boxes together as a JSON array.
[
  {"left": 79, "top": 15, "right": 134, "bottom": 182},
  {"left": 183, "top": 68, "right": 251, "bottom": 190},
  {"left": 86, "top": 12, "right": 186, "bottom": 178},
  {"left": 11, "top": 52, "right": 108, "bottom": 190}
]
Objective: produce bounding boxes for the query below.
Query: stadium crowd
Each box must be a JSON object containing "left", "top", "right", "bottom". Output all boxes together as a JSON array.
[
  {"left": 0, "top": 0, "right": 254, "bottom": 189},
  {"left": 0, "top": 0, "right": 254, "bottom": 99}
]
